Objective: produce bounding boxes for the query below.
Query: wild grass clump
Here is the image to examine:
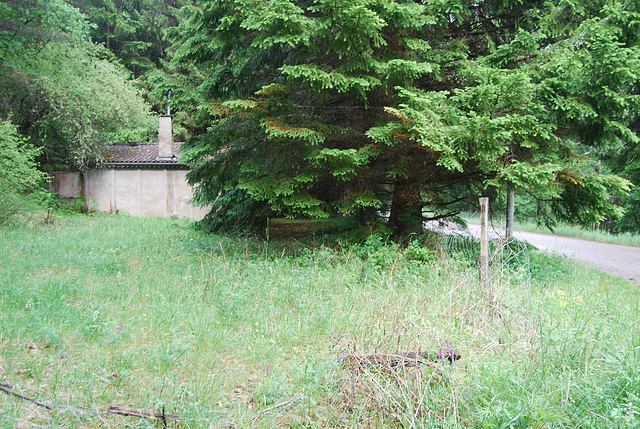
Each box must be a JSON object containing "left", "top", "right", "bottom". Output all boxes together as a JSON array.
[{"left": 0, "top": 214, "right": 638, "bottom": 427}]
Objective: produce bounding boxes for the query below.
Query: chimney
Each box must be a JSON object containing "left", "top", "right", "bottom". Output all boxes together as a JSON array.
[{"left": 158, "top": 115, "right": 174, "bottom": 159}]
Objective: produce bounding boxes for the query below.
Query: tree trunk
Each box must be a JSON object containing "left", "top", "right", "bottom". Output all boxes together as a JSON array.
[
  {"left": 388, "top": 181, "right": 423, "bottom": 236},
  {"left": 505, "top": 187, "right": 515, "bottom": 240},
  {"left": 106, "top": 22, "right": 111, "bottom": 49}
]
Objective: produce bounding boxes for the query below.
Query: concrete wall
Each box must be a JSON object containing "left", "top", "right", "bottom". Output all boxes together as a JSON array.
[
  {"left": 49, "top": 172, "right": 83, "bottom": 198},
  {"left": 55, "top": 169, "right": 209, "bottom": 220}
]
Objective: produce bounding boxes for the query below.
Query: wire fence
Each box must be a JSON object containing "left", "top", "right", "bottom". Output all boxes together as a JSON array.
[
  {"left": 432, "top": 231, "right": 533, "bottom": 328},
  {"left": 331, "top": 228, "right": 536, "bottom": 427}
]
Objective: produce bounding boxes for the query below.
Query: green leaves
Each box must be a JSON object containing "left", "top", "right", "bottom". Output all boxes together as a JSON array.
[
  {"left": 487, "top": 161, "right": 561, "bottom": 191},
  {"left": 376, "top": 59, "right": 437, "bottom": 86},
  {"left": 261, "top": 119, "right": 327, "bottom": 145},
  {"left": 312, "top": 146, "right": 378, "bottom": 180},
  {"left": 537, "top": 2, "right": 640, "bottom": 149},
  {"left": 553, "top": 170, "right": 632, "bottom": 226},
  {"left": 280, "top": 64, "right": 382, "bottom": 98},
  {"left": 30, "top": 42, "right": 154, "bottom": 169},
  {"left": 310, "top": 0, "right": 387, "bottom": 57},
  {"left": 0, "top": 120, "right": 49, "bottom": 223},
  {"left": 0, "top": 0, "right": 154, "bottom": 170},
  {"left": 484, "top": 29, "right": 546, "bottom": 69}
]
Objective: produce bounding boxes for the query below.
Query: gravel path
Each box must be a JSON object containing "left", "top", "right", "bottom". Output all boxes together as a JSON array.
[{"left": 466, "top": 224, "right": 640, "bottom": 284}]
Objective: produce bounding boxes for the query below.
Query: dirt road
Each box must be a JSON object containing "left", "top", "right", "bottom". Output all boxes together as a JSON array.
[{"left": 467, "top": 224, "right": 640, "bottom": 284}]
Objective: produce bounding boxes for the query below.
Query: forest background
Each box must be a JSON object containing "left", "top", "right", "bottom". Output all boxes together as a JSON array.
[
  {"left": 3, "top": 2, "right": 640, "bottom": 427},
  {"left": 1, "top": 0, "right": 640, "bottom": 235}
]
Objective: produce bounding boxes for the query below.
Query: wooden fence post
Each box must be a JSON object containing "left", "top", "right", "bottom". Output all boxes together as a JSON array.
[
  {"left": 479, "top": 197, "right": 489, "bottom": 284},
  {"left": 505, "top": 188, "right": 515, "bottom": 240}
]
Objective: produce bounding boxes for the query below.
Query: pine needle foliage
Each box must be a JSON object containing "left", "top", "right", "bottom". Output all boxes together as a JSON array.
[{"left": 171, "top": 0, "right": 638, "bottom": 234}]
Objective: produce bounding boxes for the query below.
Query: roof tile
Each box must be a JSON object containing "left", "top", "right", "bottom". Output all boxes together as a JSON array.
[{"left": 101, "top": 143, "right": 186, "bottom": 165}]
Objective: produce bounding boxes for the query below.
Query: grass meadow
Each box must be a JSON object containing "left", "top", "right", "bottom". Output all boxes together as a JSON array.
[{"left": 1, "top": 214, "right": 639, "bottom": 428}]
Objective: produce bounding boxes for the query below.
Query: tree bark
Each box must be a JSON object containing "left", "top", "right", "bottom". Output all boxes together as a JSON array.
[
  {"left": 388, "top": 181, "right": 423, "bottom": 236},
  {"left": 505, "top": 187, "right": 515, "bottom": 239},
  {"left": 106, "top": 22, "right": 111, "bottom": 49}
]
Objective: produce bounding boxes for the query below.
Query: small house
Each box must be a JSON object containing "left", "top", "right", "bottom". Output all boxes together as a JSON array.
[{"left": 50, "top": 116, "right": 209, "bottom": 220}]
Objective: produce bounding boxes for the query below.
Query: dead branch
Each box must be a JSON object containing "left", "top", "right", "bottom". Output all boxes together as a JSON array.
[
  {"left": 106, "top": 406, "right": 180, "bottom": 420},
  {"left": 0, "top": 381, "right": 52, "bottom": 410},
  {"left": 339, "top": 350, "right": 461, "bottom": 371},
  {"left": 257, "top": 396, "right": 299, "bottom": 415}
]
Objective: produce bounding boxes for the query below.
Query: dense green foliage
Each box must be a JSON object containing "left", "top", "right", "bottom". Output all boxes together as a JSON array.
[
  {"left": 1, "top": 0, "right": 639, "bottom": 234},
  {"left": 0, "top": 119, "right": 48, "bottom": 223},
  {"left": 67, "top": 0, "right": 194, "bottom": 115},
  {"left": 167, "top": 0, "right": 638, "bottom": 234},
  {"left": 68, "top": 0, "right": 183, "bottom": 77},
  {"left": 0, "top": 0, "right": 155, "bottom": 170}
]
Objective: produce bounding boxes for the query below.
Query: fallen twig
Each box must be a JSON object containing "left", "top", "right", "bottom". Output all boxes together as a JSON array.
[
  {"left": 339, "top": 350, "right": 461, "bottom": 371},
  {"left": 162, "top": 404, "right": 168, "bottom": 429},
  {"left": 107, "top": 406, "right": 180, "bottom": 420},
  {"left": 0, "top": 381, "right": 52, "bottom": 410},
  {"left": 0, "top": 383, "right": 185, "bottom": 426},
  {"left": 257, "top": 396, "right": 299, "bottom": 415}
]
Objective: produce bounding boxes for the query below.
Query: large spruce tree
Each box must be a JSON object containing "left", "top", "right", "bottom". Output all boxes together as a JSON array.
[{"left": 170, "top": 0, "right": 638, "bottom": 234}]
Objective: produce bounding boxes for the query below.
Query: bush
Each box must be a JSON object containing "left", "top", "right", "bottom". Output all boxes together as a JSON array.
[
  {"left": 404, "top": 239, "right": 436, "bottom": 264},
  {"left": 0, "top": 119, "right": 48, "bottom": 224}
]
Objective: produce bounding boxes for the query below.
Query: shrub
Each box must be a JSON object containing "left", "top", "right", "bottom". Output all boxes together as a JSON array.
[{"left": 0, "top": 119, "right": 48, "bottom": 223}]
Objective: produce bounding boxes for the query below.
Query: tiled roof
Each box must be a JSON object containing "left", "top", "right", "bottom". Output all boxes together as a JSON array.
[{"left": 101, "top": 142, "right": 186, "bottom": 165}]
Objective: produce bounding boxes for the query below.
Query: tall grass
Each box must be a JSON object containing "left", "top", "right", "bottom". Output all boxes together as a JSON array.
[{"left": 0, "top": 214, "right": 639, "bottom": 427}]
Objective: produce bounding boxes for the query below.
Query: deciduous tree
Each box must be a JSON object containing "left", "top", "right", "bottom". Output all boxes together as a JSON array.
[
  {"left": 0, "top": 0, "right": 155, "bottom": 170},
  {"left": 0, "top": 119, "right": 48, "bottom": 223}
]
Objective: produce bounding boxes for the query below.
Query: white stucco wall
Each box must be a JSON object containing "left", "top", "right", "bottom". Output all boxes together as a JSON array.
[{"left": 83, "top": 168, "right": 209, "bottom": 220}]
